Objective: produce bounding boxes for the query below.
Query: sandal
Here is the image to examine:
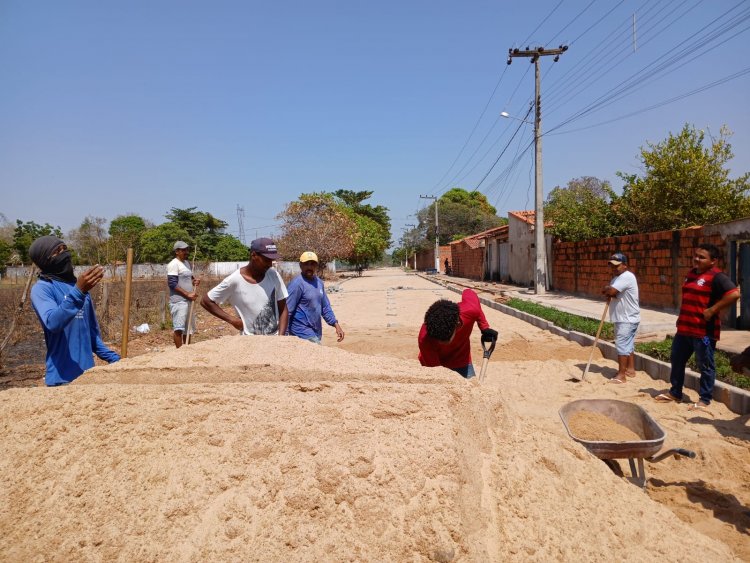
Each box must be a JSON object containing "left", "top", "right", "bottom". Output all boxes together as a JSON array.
[
  {"left": 688, "top": 402, "right": 711, "bottom": 412},
  {"left": 654, "top": 393, "right": 679, "bottom": 403}
]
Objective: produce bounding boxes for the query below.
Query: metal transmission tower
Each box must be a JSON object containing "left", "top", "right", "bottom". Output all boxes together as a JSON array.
[
  {"left": 236, "top": 205, "right": 246, "bottom": 245},
  {"left": 419, "top": 195, "right": 439, "bottom": 271},
  {"left": 507, "top": 45, "right": 567, "bottom": 295}
]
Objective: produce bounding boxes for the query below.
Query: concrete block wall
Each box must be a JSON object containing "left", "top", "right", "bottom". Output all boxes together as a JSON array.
[{"left": 552, "top": 226, "right": 724, "bottom": 309}]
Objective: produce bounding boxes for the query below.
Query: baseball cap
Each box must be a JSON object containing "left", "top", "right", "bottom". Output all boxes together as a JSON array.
[
  {"left": 250, "top": 237, "right": 279, "bottom": 260},
  {"left": 299, "top": 251, "right": 319, "bottom": 263},
  {"left": 608, "top": 252, "right": 628, "bottom": 265},
  {"left": 173, "top": 241, "right": 189, "bottom": 251}
]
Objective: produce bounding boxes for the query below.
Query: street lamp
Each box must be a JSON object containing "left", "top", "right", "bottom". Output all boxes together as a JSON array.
[{"left": 500, "top": 111, "right": 532, "bottom": 124}]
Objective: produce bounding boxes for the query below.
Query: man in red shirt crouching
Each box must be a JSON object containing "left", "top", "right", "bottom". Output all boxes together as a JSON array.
[{"left": 418, "top": 289, "right": 498, "bottom": 378}]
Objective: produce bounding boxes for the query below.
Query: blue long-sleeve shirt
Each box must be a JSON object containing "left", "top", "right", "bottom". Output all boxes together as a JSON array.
[
  {"left": 30, "top": 278, "right": 120, "bottom": 386},
  {"left": 285, "top": 275, "right": 337, "bottom": 340}
]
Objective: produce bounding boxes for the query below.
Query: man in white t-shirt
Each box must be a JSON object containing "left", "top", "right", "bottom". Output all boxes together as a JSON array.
[
  {"left": 201, "top": 237, "right": 289, "bottom": 335},
  {"left": 602, "top": 252, "right": 640, "bottom": 384},
  {"left": 167, "top": 240, "right": 200, "bottom": 348}
]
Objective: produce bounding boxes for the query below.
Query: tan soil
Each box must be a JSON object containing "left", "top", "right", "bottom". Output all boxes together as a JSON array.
[
  {"left": 1, "top": 268, "right": 748, "bottom": 561},
  {"left": 568, "top": 411, "right": 643, "bottom": 442}
]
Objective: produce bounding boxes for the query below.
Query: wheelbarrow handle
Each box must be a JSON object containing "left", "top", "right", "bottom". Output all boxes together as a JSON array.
[
  {"left": 647, "top": 448, "right": 697, "bottom": 464},
  {"left": 482, "top": 337, "right": 497, "bottom": 359}
]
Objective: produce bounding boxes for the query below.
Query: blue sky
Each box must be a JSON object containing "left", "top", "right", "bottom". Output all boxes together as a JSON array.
[{"left": 2, "top": 0, "right": 749, "bottom": 248}]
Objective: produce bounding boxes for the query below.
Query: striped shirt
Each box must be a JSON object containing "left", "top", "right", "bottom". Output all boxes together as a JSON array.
[{"left": 676, "top": 267, "right": 737, "bottom": 340}]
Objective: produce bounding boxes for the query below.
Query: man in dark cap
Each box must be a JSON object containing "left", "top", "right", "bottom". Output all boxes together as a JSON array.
[
  {"left": 201, "top": 237, "right": 289, "bottom": 335},
  {"left": 602, "top": 252, "right": 640, "bottom": 384},
  {"left": 29, "top": 235, "right": 120, "bottom": 386}
]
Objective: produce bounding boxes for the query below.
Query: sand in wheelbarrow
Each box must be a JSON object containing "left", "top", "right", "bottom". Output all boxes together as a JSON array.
[
  {"left": 0, "top": 336, "right": 740, "bottom": 562},
  {"left": 568, "top": 410, "right": 642, "bottom": 442}
]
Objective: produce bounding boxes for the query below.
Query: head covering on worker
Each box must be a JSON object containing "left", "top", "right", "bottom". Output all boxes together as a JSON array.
[
  {"left": 250, "top": 237, "right": 280, "bottom": 260},
  {"left": 173, "top": 240, "right": 189, "bottom": 251},
  {"left": 299, "top": 251, "right": 318, "bottom": 263},
  {"left": 608, "top": 252, "right": 628, "bottom": 266},
  {"left": 29, "top": 235, "right": 76, "bottom": 283}
]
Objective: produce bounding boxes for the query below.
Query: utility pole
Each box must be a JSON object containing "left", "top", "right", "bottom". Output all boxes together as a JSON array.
[
  {"left": 420, "top": 195, "right": 440, "bottom": 272},
  {"left": 405, "top": 224, "right": 416, "bottom": 270},
  {"left": 507, "top": 45, "right": 567, "bottom": 295}
]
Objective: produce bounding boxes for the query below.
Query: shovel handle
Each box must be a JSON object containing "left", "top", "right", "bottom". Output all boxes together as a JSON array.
[{"left": 482, "top": 337, "right": 497, "bottom": 359}]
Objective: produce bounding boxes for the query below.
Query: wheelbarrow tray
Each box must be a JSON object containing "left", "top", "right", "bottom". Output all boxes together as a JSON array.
[{"left": 559, "top": 399, "right": 665, "bottom": 460}]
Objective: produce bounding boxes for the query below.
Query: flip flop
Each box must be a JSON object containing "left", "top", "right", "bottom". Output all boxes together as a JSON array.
[
  {"left": 609, "top": 378, "right": 626, "bottom": 384},
  {"left": 654, "top": 393, "right": 679, "bottom": 403},
  {"left": 688, "top": 402, "right": 711, "bottom": 412}
]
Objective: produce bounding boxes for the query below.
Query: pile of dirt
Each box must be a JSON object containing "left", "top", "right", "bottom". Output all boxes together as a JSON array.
[{"left": 0, "top": 336, "right": 738, "bottom": 561}]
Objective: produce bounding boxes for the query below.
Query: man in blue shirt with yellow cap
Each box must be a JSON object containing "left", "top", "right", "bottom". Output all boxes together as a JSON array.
[{"left": 286, "top": 251, "right": 344, "bottom": 344}]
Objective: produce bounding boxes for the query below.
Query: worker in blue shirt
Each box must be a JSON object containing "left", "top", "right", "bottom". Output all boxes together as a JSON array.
[
  {"left": 286, "top": 251, "right": 344, "bottom": 344},
  {"left": 29, "top": 236, "right": 120, "bottom": 386}
]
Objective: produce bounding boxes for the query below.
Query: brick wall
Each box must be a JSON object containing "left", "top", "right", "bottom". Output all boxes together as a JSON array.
[
  {"left": 415, "top": 245, "right": 452, "bottom": 272},
  {"left": 451, "top": 242, "right": 484, "bottom": 280},
  {"left": 552, "top": 226, "right": 725, "bottom": 310}
]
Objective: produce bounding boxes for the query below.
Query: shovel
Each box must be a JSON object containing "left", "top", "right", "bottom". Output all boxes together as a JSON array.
[
  {"left": 580, "top": 299, "right": 610, "bottom": 382},
  {"left": 478, "top": 336, "right": 497, "bottom": 383}
]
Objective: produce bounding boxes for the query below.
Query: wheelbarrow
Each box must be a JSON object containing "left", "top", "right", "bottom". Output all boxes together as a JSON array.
[{"left": 559, "top": 399, "right": 696, "bottom": 488}]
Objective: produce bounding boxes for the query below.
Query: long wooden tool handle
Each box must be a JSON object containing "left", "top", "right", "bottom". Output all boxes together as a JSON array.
[{"left": 582, "top": 300, "right": 610, "bottom": 381}]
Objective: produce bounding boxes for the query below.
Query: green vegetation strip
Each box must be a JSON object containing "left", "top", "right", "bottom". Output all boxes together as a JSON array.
[{"left": 505, "top": 298, "right": 749, "bottom": 391}]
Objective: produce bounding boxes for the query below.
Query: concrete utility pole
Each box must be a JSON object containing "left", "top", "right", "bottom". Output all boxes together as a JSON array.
[
  {"left": 419, "top": 195, "right": 439, "bottom": 271},
  {"left": 404, "top": 224, "right": 417, "bottom": 270},
  {"left": 507, "top": 45, "right": 567, "bottom": 295}
]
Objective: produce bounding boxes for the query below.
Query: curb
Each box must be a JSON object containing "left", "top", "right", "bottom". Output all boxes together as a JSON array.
[{"left": 426, "top": 276, "right": 750, "bottom": 415}]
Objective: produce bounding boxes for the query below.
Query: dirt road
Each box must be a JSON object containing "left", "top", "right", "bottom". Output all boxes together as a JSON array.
[
  {"left": 0, "top": 267, "right": 747, "bottom": 561},
  {"left": 331, "top": 268, "right": 750, "bottom": 560}
]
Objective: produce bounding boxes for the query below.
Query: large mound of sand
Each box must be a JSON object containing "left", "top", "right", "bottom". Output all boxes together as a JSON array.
[{"left": 0, "top": 336, "right": 739, "bottom": 561}]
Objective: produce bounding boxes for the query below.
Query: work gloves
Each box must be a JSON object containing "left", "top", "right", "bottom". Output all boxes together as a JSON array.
[{"left": 481, "top": 328, "right": 498, "bottom": 343}]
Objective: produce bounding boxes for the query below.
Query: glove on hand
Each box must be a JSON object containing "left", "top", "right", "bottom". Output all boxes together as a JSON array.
[{"left": 481, "top": 328, "right": 498, "bottom": 342}]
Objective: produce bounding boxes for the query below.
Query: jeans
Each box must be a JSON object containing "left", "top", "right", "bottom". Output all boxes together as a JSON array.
[
  {"left": 450, "top": 364, "right": 476, "bottom": 379},
  {"left": 669, "top": 334, "right": 716, "bottom": 405}
]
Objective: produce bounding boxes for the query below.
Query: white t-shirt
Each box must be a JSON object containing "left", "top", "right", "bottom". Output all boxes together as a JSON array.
[
  {"left": 207, "top": 268, "right": 289, "bottom": 335},
  {"left": 609, "top": 270, "right": 640, "bottom": 323},
  {"left": 167, "top": 258, "right": 193, "bottom": 304}
]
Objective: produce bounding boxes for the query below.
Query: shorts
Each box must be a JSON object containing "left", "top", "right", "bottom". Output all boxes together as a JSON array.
[
  {"left": 614, "top": 322, "right": 639, "bottom": 356},
  {"left": 170, "top": 301, "right": 195, "bottom": 334}
]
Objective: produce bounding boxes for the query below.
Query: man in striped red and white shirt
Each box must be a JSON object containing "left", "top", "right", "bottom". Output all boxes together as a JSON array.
[{"left": 655, "top": 243, "right": 740, "bottom": 411}]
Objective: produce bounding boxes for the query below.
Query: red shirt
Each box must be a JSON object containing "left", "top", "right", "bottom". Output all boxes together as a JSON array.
[
  {"left": 418, "top": 289, "right": 490, "bottom": 368},
  {"left": 676, "top": 267, "right": 738, "bottom": 340}
]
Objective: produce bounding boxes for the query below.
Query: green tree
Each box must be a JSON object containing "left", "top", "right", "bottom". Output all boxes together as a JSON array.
[
  {"left": 165, "top": 207, "right": 228, "bottom": 238},
  {"left": 333, "top": 189, "right": 392, "bottom": 239},
  {"left": 616, "top": 124, "right": 750, "bottom": 233},
  {"left": 140, "top": 223, "right": 190, "bottom": 263},
  {"left": 13, "top": 220, "right": 62, "bottom": 265},
  {"left": 109, "top": 214, "right": 148, "bottom": 263},
  {"left": 348, "top": 214, "right": 389, "bottom": 267},
  {"left": 418, "top": 188, "right": 504, "bottom": 245},
  {"left": 277, "top": 192, "right": 357, "bottom": 265},
  {"left": 212, "top": 235, "right": 249, "bottom": 261},
  {"left": 545, "top": 177, "right": 620, "bottom": 242}
]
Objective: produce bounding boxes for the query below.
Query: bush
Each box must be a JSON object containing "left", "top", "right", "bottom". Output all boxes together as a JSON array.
[
  {"left": 636, "top": 336, "right": 750, "bottom": 390},
  {"left": 505, "top": 298, "right": 614, "bottom": 340}
]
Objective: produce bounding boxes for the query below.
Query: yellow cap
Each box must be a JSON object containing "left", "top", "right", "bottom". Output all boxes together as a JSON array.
[{"left": 299, "top": 251, "right": 319, "bottom": 263}]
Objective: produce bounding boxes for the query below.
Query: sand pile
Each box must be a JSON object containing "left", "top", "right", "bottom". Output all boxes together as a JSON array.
[{"left": 0, "top": 336, "right": 739, "bottom": 561}]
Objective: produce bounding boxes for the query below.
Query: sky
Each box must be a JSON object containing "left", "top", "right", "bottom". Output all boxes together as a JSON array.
[{"left": 1, "top": 0, "right": 749, "bottom": 248}]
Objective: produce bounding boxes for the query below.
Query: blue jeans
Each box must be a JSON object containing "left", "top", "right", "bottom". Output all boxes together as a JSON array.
[
  {"left": 450, "top": 364, "right": 476, "bottom": 379},
  {"left": 669, "top": 334, "right": 716, "bottom": 405}
]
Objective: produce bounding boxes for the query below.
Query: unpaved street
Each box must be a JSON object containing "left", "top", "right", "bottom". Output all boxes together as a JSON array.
[{"left": 0, "top": 267, "right": 747, "bottom": 561}]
